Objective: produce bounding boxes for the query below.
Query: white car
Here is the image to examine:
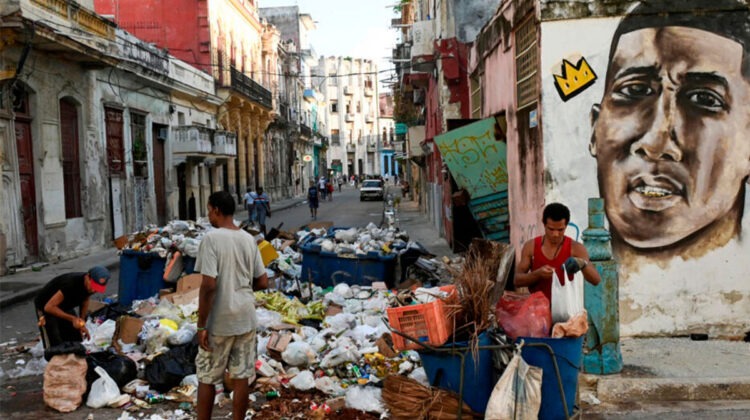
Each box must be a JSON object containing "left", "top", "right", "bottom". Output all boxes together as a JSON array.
[{"left": 360, "top": 179, "right": 384, "bottom": 201}]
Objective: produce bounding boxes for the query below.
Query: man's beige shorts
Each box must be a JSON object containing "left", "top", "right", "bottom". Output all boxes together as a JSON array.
[{"left": 196, "top": 330, "right": 257, "bottom": 384}]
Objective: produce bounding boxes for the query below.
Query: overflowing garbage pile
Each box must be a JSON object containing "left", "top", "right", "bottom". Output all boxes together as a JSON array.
[
  {"left": 304, "top": 223, "right": 409, "bottom": 257},
  {"left": 114, "top": 220, "right": 209, "bottom": 259}
]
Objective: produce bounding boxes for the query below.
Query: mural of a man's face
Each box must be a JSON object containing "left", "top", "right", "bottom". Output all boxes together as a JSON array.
[{"left": 590, "top": 26, "right": 750, "bottom": 249}]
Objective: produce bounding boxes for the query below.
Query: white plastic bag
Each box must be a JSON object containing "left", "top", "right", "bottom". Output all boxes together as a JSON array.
[
  {"left": 281, "top": 341, "right": 318, "bottom": 367},
  {"left": 315, "top": 376, "right": 345, "bottom": 395},
  {"left": 345, "top": 386, "right": 386, "bottom": 413},
  {"left": 289, "top": 370, "right": 315, "bottom": 391},
  {"left": 550, "top": 267, "right": 584, "bottom": 324},
  {"left": 86, "top": 366, "right": 123, "bottom": 408},
  {"left": 484, "top": 353, "right": 542, "bottom": 420}
]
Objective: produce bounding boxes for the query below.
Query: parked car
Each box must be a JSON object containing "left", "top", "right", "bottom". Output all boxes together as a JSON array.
[{"left": 360, "top": 179, "right": 384, "bottom": 201}]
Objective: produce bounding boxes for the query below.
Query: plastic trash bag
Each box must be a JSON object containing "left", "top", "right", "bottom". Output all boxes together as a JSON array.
[
  {"left": 256, "top": 308, "right": 283, "bottom": 330},
  {"left": 91, "top": 319, "right": 117, "bottom": 348},
  {"left": 324, "top": 313, "right": 356, "bottom": 334},
  {"left": 320, "top": 338, "right": 360, "bottom": 368},
  {"left": 315, "top": 376, "right": 345, "bottom": 395},
  {"left": 496, "top": 291, "right": 552, "bottom": 339},
  {"left": 332, "top": 283, "right": 353, "bottom": 298},
  {"left": 551, "top": 309, "right": 589, "bottom": 338},
  {"left": 44, "top": 342, "right": 86, "bottom": 362},
  {"left": 168, "top": 324, "right": 197, "bottom": 346},
  {"left": 43, "top": 354, "right": 88, "bottom": 413},
  {"left": 86, "top": 352, "right": 137, "bottom": 389},
  {"left": 551, "top": 269, "right": 584, "bottom": 324},
  {"left": 345, "top": 386, "right": 386, "bottom": 414},
  {"left": 484, "top": 353, "right": 542, "bottom": 420},
  {"left": 289, "top": 370, "right": 315, "bottom": 391},
  {"left": 86, "top": 366, "right": 122, "bottom": 408},
  {"left": 282, "top": 341, "right": 317, "bottom": 367},
  {"left": 144, "top": 341, "right": 199, "bottom": 393}
]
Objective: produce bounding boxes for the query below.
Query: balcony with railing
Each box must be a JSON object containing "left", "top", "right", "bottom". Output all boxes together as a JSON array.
[
  {"left": 343, "top": 86, "right": 354, "bottom": 96},
  {"left": 346, "top": 143, "right": 356, "bottom": 153},
  {"left": 364, "top": 87, "right": 375, "bottom": 97},
  {"left": 224, "top": 66, "right": 272, "bottom": 109},
  {"left": 345, "top": 113, "right": 355, "bottom": 122},
  {"left": 365, "top": 114, "right": 375, "bottom": 123},
  {"left": 173, "top": 125, "right": 213, "bottom": 154},
  {"left": 212, "top": 131, "right": 237, "bottom": 156},
  {"left": 367, "top": 142, "right": 377, "bottom": 152},
  {"left": 300, "top": 123, "right": 312, "bottom": 138}
]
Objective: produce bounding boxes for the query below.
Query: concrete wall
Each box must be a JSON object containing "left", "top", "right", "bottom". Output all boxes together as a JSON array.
[{"left": 538, "top": 3, "right": 750, "bottom": 337}]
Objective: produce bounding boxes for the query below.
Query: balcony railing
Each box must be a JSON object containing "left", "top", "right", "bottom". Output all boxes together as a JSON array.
[
  {"left": 345, "top": 113, "right": 355, "bottom": 122},
  {"left": 227, "top": 67, "right": 272, "bottom": 109},
  {"left": 300, "top": 123, "right": 312, "bottom": 138},
  {"left": 364, "top": 87, "right": 375, "bottom": 97},
  {"left": 174, "top": 125, "right": 213, "bottom": 154},
  {"left": 367, "top": 143, "right": 376, "bottom": 152},
  {"left": 212, "top": 131, "right": 237, "bottom": 156},
  {"left": 346, "top": 143, "right": 356, "bottom": 153},
  {"left": 365, "top": 114, "right": 375, "bottom": 123},
  {"left": 344, "top": 86, "right": 354, "bottom": 96}
]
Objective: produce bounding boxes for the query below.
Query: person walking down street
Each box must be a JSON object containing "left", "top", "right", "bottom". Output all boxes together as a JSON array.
[
  {"left": 337, "top": 176, "right": 343, "bottom": 192},
  {"left": 318, "top": 176, "right": 327, "bottom": 201},
  {"left": 253, "top": 187, "right": 271, "bottom": 237},
  {"left": 326, "top": 181, "right": 334, "bottom": 201},
  {"left": 34, "top": 266, "right": 110, "bottom": 349},
  {"left": 307, "top": 181, "right": 320, "bottom": 219},
  {"left": 242, "top": 188, "right": 257, "bottom": 225},
  {"left": 195, "top": 191, "right": 268, "bottom": 420}
]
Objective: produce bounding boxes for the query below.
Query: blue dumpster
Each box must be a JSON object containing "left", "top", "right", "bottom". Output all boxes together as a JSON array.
[
  {"left": 519, "top": 336, "right": 583, "bottom": 420},
  {"left": 118, "top": 250, "right": 167, "bottom": 306}
]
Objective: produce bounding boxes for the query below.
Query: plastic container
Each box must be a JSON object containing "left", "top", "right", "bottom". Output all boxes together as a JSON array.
[
  {"left": 387, "top": 285, "right": 455, "bottom": 351},
  {"left": 300, "top": 241, "right": 396, "bottom": 288},
  {"left": 258, "top": 240, "right": 279, "bottom": 267},
  {"left": 119, "top": 250, "right": 167, "bottom": 306},
  {"left": 419, "top": 332, "right": 493, "bottom": 414},
  {"left": 519, "top": 336, "right": 584, "bottom": 420}
]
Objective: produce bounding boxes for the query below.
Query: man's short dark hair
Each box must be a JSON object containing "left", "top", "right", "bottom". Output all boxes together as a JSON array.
[
  {"left": 609, "top": 0, "right": 750, "bottom": 78},
  {"left": 543, "top": 203, "right": 570, "bottom": 224},
  {"left": 208, "top": 191, "right": 235, "bottom": 216}
]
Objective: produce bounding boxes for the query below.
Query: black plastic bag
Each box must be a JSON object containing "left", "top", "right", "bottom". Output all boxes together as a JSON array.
[
  {"left": 86, "top": 351, "right": 137, "bottom": 389},
  {"left": 44, "top": 341, "right": 87, "bottom": 362},
  {"left": 144, "top": 340, "right": 199, "bottom": 393}
]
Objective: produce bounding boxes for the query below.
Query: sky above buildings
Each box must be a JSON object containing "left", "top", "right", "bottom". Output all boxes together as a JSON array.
[{"left": 258, "top": 0, "right": 399, "bottom": 85}]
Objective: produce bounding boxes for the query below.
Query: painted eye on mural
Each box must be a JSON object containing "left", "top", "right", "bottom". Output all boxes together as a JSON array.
[
  {"left": 682, "top": 89, "right": 727, "bottom": 113},
  {"left": 612, "top": 81, "right": 655, "bottom": 101}
]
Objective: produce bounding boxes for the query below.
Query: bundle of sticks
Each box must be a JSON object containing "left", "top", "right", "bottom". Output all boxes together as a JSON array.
[{"left": 382, "top": 375, "right": 476, "bottom": 419}]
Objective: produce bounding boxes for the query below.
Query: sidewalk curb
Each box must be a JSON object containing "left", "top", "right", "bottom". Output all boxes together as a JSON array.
[
  {"left": 0, "top": 257, "right": 120, "bottom": 308},
  {"left": 588, "top": 374, "right": 750, "bottom": 402}
]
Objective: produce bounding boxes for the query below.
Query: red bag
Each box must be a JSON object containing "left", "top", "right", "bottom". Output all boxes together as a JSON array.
[{"left": 496, "top": 291, "right": 552, "bottom": 339}]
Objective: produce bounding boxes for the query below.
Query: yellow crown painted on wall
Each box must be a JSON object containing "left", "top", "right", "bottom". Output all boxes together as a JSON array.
[{"left": 553, "top": 57, "right": 597, "bottom": 101}]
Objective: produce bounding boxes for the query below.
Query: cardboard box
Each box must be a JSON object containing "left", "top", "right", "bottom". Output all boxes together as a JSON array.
[
  {"left": 280, "top": 240, "right": 296, "bottom": 251},
  {"left": 266, "top": 331, "right": 292, "bottom": 354},
  {"left": 87, "top": 300, "right": 107, "bottom": 315},
  {"left": 177, "top": 274, "right": 202, "bottom": 293},
  {"left": 302, "top": 221, "right": 334, "bottom": 231},
  {"left": 325, "top": 303, "right": 343, "bottom": 316},
  {"left": 163, "top": 287, "right": 200, "bottom": 306},
  {"left": 376, "top": 333, "right": 399, "bottom": 358},
  {"left": 113, "top": 316, "right": 145, "bottom": 354}
]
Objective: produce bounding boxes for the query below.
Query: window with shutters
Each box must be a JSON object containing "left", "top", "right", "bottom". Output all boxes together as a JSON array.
[
  {"left": 60, "top": 98, "right": 82, "bottom": 218},
  {"left": 515, "top": 16, "right": 538, "bottom": 110},
  {"left": 470, "top": 74, "right": 482, "bottom": 119},
  {"left": 130, "top": 112, "right": 148, "bottom": 178}
]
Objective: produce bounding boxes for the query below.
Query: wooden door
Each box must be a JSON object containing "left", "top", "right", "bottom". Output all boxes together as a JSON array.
[
  {"left": 105, "top": 108, "right": 125, "bottom": 238},
  {"left": 60, "top": 99, "right": 82, "bottom": 218},
  {"left": 14, "top": 118, "right": 38, "bottom": 257},
  {"left": 152, "top": 126, "right": 167, "bottom": 225}
]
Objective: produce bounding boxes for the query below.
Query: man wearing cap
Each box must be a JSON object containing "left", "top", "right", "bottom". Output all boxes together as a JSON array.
[{"left": 34, "top": 266, "right": 110, "bottom": 349}]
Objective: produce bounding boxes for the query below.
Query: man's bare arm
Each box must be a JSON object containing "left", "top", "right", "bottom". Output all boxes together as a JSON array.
[
  {"left": 515, "top": 240, "right": 549, "bottom": 287},
  {"left": 571, "top": 242, "right": 601, "bottom": 285},
  {"left": 254, "top": 273, "right": 268, "bottom": 291},
  {"left": 197, "top": 275, "right": 217, "bottom": 329}
]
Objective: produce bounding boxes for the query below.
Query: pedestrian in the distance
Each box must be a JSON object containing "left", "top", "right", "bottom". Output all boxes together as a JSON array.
[
  {"left": 307, "top": 181, "right": 319, "bottom": 219},
  {"left": 195, "top": 191, "right": 268, "bottom": 420},
  {"left": 326, "top": 181, "right": 334, "bottom": 201},
  {"left": 318, "top": 176, "right": 327, "bottom": 201},
  {"left": 34, "top": 266, "right": 110, "bottom": 349},
  {"left": 253, "top": 187, "right": 271, "bottom": 237},
  {"left": 337, "top": 176, "right": 343, "bottom": 192},
  {"left": 242, "top": 188, "right": 257, "bottom": 225}
]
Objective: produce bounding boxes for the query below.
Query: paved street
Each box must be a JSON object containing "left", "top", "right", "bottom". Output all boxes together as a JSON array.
[{"left": 0, "top": 185, "right": 447, "bottom": 418}]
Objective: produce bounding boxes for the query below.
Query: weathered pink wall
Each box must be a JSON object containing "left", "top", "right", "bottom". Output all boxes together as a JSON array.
[{"left": 469, "top": 4, "right": 546, "bottom": 258}]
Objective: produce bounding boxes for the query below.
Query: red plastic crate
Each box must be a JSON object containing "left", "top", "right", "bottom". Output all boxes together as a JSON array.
[{"left": 387, "top": 285, "right": 455, "bottom": 351}]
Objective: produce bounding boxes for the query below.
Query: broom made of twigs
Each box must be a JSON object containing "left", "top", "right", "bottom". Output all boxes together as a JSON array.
[{"left": 382, "top": 375, "right": 477, "bottom": 420}]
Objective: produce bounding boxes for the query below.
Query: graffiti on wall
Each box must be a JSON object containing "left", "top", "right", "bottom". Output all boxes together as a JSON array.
[
  {"left": 540, "top": 0, "right": 750, "bottom": 336},
  {"left": 553, "top": 57, "right": 597, "bottom": 101},
  {"left": 589, "top": 0, "right": 750, "bottom": 263}
]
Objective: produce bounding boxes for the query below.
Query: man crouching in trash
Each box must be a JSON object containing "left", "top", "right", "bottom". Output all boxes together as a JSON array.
[
  {"left": 515, "top": 203, "right": 601, "bottom": 302},
  {"left": 195, "top": 191, "right": 268, "bottom": 420},
  {"left": 35, "top": 266, "right": 110, "bottom": 349}
]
